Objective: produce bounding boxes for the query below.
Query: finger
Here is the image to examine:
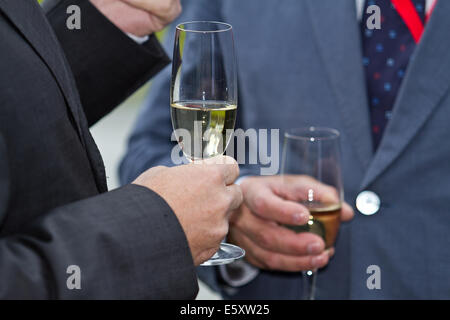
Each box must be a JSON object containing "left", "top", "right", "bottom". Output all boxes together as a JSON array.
[
  {"left": 280, "top": 176, "right": 354, "bottom": 222},
  {"left": 195, "top": 247, "right": 218, "bottom": 266},
  {"left": 232, "top": 206, "right": 325, "bottom": 256},
  {"left": 228, "top": 227, "right": 266, "bottom": 269},
  {"left": 202, "top": 155, "right": 238, "bottom": 166},
  {"left": 226, "top": 184, "right": 243, "bottom": 212},
  {"left": 247, "top": 187, "right": 310, "bottom": 225},
  {"left": 341, "top": 202, "right": 354, "bottom": 221},
  {"left": 205, "top": 156, "right": 239, "bottom": 185},
  {"left": 277, "top": 175, "right": 340, "bottom": 204},
  {"left": 230, "top": 228, "right": 330, "bottom": 272},
  {"left": 122, "top": 0, "right": 178, "bottom": 14},
  {"left": 327, "top": 247, "right": 335, "bottom": 258}
]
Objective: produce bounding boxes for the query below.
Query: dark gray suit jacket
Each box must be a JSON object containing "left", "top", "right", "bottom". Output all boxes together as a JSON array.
[{"left": 0, "top": 0, "right": 198, "bottom": 299}]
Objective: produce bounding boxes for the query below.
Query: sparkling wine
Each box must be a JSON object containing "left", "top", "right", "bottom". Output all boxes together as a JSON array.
[
  {"left": 285, "top": 201, "right": 341, "bottom": 248},
  {"left": 171, "top": 101, "right": 237, "bottom": 160}
]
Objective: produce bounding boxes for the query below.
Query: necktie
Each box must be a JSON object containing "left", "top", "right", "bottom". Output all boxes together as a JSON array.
[{"left": 361, "top": 0, "right": 426, "bottom": 150}]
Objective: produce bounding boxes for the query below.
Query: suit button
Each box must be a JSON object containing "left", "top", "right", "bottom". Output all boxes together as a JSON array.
[{"left": 356, "top": 191, "right": 380, "bottom": 216}]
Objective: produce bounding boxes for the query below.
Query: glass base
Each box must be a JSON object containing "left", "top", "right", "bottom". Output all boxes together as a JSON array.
[
  {"left": 301, "top": 270, "right": 317, "bottom": 300},
  {"left": 200, "top": 243, "right": 245, "bottom": 266}
]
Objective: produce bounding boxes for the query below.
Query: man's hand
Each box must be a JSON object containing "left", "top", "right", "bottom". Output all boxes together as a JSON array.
[
  {"left": 228, "top": 175, "right": 354, "bottom": 271},
  {"left": 90, "top": 0, "right": 182, "bottom": 37},
  {"left": 133, "top": 156, "right": 243, "bottom": 266}
]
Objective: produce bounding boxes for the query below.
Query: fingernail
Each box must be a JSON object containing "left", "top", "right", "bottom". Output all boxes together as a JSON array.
[
  {"left": 311, "top": 253, "right": 327, "bottom": 268},
  {"left": 327, "top": 247, "right": 335, "bottom": 258},
  {"left": 293, "top": 212, "right": 309, "bottom": 225},
  {"left": 307, "top": 242, "right": 322, "bottom": 255}
]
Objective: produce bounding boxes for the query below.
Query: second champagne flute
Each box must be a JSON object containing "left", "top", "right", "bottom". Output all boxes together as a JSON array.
[
  {"left": 281, "top": 127, "right": 344, "bottom": 299},
  {"left": 170, "top": 21, "right": 245, "bottom": 266}
]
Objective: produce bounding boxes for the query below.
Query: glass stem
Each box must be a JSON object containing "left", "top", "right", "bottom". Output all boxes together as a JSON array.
[{"left": 302, "top": 270, "right": 317, "bottom": 300}]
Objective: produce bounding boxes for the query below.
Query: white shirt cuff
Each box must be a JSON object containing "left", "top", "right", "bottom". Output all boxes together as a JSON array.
[
  {"left": 126, "top": 33, "right": 149, "bottom": 44},
  {"left": 219, "top": 259, "right": 260, "bottom": 287}
]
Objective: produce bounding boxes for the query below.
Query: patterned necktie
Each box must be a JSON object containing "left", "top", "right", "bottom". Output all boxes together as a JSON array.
[{"left": 361, "top": 0, "right": 426, "bottom": 150}]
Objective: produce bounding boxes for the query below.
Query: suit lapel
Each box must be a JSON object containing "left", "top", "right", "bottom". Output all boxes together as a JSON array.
[
  {"left": 305, "top": 0, "right": 373, "bottom": 170},
  {"left": 0, "top": 0, "right": 84, "bottom": 142},
  {"left": 0, "top": 0, "right": 108, "bottom": 192},
  {"left": 360, "top": 0, "right": 450, "bottom": 189}
]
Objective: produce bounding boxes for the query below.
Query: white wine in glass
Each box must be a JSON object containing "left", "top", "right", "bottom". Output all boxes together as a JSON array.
[
  {"left": 170, "top": 21, "right": 245, "bottom": 266},
  {"left": 170, "top": 100, "right": 237, "bottom": 160},
  {"left": 281, "top": 127, "right": 344, "bottom": 299}
]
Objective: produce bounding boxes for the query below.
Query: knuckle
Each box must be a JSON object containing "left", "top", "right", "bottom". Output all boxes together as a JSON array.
[
  {"left": 224, "top": 190, "right": 234, "bottom": 205},
  {"left": 278, "top": 206, "right": 290, "bottom": 219},
  {"left": 235, "top": 186, "right": 244, "bottom": 206},
  {"left": 158, "top": 1, "right": 172, "bottom": 14},
  {"left": 208, "top": 168, "right": 223, "bottom": 183},
  {"left": 224, "top": 155, "right": 238, "bottom": 165},
  {"left": 294, "top": 259, "right": 308, "bottom": 271},
  {"left": 263, "top": 253, "right": 279, "bottom": 270},
  {"left": 216, "top": 192, "right": 232, "bottom": 213},
  {"left": 213, "top": 219, "right": 229, "bottom": 240},
  {"left": 229, "top": 160, "right": 239, "bottom": 175},
  {"left": 253, "top": 195, "right": 267, "bottom": 214},
  {"left": 256, "top": 230, "right": 272, "bottom": 249}
]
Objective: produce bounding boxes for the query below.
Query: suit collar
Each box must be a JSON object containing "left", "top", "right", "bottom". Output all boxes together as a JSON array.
[
  {"left": 305, "top": 0, "right": 374, "bottom": 171},
  {"left": 360, "top": 0, "right": 450, "bottom": 189},
  {"left": 0, "top": 0, "right": 108, "bottom": 193},
  {"left": 306, "top": 0, "right": 450, "bottom": 189},
  {"left": 0, "top": 0, "right": 84, "bottom": 142}
]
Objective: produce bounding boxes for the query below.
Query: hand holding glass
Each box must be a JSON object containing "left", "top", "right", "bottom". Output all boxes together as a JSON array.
[
  {"left": 170, "top": 21, "right": 244, "bottom": 266},
  {"left": 281, "top": 127, "right": 343, "bottom": 299}
]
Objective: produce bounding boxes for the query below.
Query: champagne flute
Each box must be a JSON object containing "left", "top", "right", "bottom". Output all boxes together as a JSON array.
[
  {"left": 170, "top": 21, "right": 245, "bottom": 266},
  {"left": 281, "top": 127, "right": 343, "bottom": 299}
]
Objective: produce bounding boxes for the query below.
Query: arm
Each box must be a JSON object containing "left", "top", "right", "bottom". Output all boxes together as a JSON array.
[
  {"left": 0, "top": 186, "right": 199, "bottom": 299},
  {"left": 0, "top": 134, "right": 197, "bottom": 299},
  {"left": 42, "top": 0, "right": 171, "bottom": 126}
]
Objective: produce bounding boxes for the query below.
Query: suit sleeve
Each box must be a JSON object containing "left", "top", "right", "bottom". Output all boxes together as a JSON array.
[
  {"left": 0, "top": 134, "right": 198, "bottom": 299},
  {"left": 42, "top": 0, "right": 171, "bottom": 126}
]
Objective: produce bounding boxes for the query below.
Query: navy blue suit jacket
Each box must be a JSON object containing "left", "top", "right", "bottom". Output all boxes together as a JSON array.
[{"left": 120, "top": 0, "right": 450, "bottom": 299}]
